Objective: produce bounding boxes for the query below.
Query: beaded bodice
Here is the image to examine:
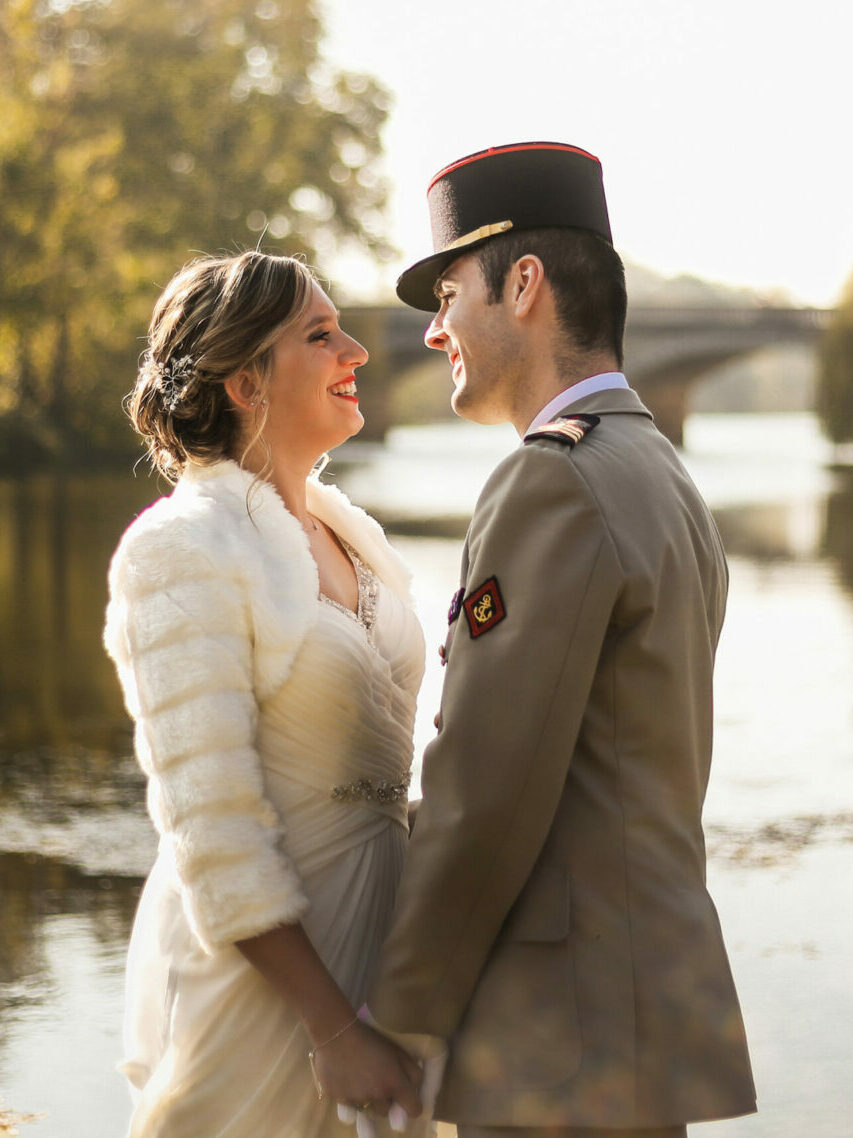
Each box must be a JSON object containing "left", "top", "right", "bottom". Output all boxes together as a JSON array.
[
  {"left": 255, "top": 544, "right": 424, "bottom": 847},
  {"left": 319, "top": 540, "right": 379, "bottom": 645}
]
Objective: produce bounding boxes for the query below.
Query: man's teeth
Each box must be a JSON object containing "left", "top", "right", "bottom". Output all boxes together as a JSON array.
[{"left": 330, "top": 381, "right": 357, "bottom": 396}]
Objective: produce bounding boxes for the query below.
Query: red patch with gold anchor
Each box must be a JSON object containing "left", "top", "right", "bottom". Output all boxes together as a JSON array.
[{"left": 463, "top": 577, "right": 506, "bottom": 638}]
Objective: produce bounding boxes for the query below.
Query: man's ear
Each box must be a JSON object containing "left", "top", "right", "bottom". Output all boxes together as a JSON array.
[
  {"left": 224, "top": 371, "right": 259, "bottom": 410},
  {"left": 508, "top": 254, "right": 545, "bottom": 318}
]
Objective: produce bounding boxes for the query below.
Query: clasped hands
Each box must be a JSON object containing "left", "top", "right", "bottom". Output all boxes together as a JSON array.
[{"left": 315, "top": 1005, "right": 446, "bottom": 1136}]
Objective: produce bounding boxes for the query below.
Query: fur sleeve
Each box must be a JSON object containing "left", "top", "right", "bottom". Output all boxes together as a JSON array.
[{"left": 104, "top": 503, "right": 309, "bottom": 954}]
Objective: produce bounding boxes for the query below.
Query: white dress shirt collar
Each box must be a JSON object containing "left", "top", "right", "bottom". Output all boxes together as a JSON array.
[{"left": 526, "top": 372, "right": 629, "bottom": 435}]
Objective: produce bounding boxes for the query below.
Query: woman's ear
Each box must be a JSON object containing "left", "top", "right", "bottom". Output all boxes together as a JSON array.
[
  {"left": 224, "top": 371, "right": 260, "bottom": 411},
  {"left": 509, "top": 254, "right": 545, "bottom": 318}
]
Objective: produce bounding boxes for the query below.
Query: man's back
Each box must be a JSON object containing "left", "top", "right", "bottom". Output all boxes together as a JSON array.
[{"left": 373, "top": 389, "right": 755, "bottom": 1128}]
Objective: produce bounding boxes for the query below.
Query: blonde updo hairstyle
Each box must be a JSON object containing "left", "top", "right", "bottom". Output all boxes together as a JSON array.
[{"left": 129, "top": 251, "right": 316, "bottom": 481}]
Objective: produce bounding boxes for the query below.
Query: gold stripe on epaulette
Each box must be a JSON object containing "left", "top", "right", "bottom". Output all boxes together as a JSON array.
[{"left": 524, "top": 414, "right": 600, "bottom": 447}]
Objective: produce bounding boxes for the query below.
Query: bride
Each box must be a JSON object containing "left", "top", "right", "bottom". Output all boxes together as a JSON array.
[{"left": 104, "top": 250, "right": 431, "bottom": 1136}]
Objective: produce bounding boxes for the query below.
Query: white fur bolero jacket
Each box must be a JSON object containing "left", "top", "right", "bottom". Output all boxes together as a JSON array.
[{"left": 104, "top": 459, "right": 414, "bottom": 955}]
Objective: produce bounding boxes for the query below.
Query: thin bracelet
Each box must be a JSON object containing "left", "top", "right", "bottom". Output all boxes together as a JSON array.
[{"left": 307, "top": 1015, "right": 359, "bottom": 1101}]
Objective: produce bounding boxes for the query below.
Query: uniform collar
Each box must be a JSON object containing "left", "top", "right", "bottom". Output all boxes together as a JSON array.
[
  {"left": 558, "top": 385, "right": 653, "bottom": 419},
  {"left": 526, "top": 372, "right": 629, "bottom": 434}
]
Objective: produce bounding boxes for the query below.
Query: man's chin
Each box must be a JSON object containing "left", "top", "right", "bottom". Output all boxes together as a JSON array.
[{"left": 451, "top": 388, "right": 503, "bottom": 426}]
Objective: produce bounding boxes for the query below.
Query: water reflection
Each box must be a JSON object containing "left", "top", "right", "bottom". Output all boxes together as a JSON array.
[
  {"left": 0, "top": 854, "right": 138, "bottom": 1136},
  {"left": 0, "top": 853, "right": 140, "bottom": 987},
  {"left": 0, "top": 473, "right": 161, "bottom": 756},
  {"left": 2, "top": 418, "right": 851, "bottom": 927},
  {"left": 2, "top": 433, "right": 852, "bottom": 761},
  {"left": 705, "top": 811, "right": 853, "bottom": 868},
  {"left": 823, "top": 469, "right": 853, "bottom": 593},
  {"left": 713, "top": 500, "right": 825, "bottom": 562}
]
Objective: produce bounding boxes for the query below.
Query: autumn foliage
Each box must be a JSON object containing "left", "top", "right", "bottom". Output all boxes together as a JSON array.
[{"left": 0, "top": 0, "right": 391, "bottom": 465}]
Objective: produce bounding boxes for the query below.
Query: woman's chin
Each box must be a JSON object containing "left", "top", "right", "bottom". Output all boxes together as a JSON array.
[{"left": 326, "top": 408, "right": 365, "bottom": 450}]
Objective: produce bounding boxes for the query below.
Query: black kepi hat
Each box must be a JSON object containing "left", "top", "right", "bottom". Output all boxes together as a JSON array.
[{"left": 396, "top": 141, "right": 612, "bottom": 312}]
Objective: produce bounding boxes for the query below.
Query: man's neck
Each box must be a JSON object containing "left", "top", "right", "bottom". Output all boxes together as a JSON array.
[
  {"left": 523, "top": 371, "right": 628, "bottom": 436},
  {"left": 510, "top": 354, "right": 621, "bottom": 436}
]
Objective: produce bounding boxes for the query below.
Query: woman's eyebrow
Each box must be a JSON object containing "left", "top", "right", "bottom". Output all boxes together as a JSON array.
[{"left": 303, "top": 311, "right": 339, "bottom": 331}]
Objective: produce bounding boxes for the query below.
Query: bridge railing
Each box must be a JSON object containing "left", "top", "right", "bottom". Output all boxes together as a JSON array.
[{"left": 626, "top": 306, "right": 831, "bottom": 330}]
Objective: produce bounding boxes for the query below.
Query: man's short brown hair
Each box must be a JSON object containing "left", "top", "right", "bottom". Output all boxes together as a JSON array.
[{"left": 475, "top": 227, "right": 627, "bottom": 367}]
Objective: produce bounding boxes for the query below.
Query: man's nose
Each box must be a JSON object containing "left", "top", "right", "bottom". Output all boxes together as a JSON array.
[{"left": 424, "top": 314, "right": 447, "bottom": 351}]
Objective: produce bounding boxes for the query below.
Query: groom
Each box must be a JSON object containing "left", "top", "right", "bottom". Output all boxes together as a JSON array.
[{"left": 367, "top": 142, "right": 756, "bottom": 1137}]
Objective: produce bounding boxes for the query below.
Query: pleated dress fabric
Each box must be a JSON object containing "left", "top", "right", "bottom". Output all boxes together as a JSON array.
[{"left": 121, "top": 548, "right": 433, "bottom": 1138}]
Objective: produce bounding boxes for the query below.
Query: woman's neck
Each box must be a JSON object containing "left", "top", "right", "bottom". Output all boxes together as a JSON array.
[{"left": 239, "top": 446, "right": 319, "bottom": 533}]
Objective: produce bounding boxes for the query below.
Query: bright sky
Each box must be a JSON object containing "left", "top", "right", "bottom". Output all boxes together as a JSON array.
[{"left": 319, "top": 0, "right": 851, "bottom": 307}]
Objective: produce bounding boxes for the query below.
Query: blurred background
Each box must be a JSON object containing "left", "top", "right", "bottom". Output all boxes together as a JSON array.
[{"left": 1, "top": 1, "right": 852, "bottom": 1134}]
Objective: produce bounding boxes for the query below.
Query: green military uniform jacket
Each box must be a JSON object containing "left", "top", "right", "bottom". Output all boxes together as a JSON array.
[{"left": 369, "top": 386, "right": 756, "bottom": 1129}]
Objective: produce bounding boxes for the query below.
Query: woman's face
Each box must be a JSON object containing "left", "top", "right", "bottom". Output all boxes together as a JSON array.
[{"left": 262, "top": 282, "right": 368, "bottom": 463}]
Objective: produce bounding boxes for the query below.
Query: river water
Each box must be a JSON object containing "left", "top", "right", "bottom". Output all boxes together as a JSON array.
[{"left": 1, "top": 412, "right": 852, "bottom": 1137}]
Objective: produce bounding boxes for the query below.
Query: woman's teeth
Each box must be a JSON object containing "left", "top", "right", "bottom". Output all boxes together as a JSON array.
[{"left": 330, "top": 381, "right": 357, "bottom": 398}]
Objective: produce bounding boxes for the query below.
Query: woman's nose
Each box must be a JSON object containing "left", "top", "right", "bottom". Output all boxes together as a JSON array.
[{"left": 343, "top": 333, "right": 369, "bottom": 367}]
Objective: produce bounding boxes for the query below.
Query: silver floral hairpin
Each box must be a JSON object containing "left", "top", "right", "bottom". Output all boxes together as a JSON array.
[{"left": 150, "top": 354, "right": 197, "bottom": 412}]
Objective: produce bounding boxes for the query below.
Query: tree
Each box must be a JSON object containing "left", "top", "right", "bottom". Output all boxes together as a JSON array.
[
  {"left": 817, "top": 272, "right": 853, "bottom": 447},
  {"left": 0, "top": 0, "right": 392, "bottom": 464}
]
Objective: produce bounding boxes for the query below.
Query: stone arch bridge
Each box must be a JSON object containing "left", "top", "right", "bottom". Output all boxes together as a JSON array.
[{"left": 340, "top": 305, "right": 830, "bottom": 446}]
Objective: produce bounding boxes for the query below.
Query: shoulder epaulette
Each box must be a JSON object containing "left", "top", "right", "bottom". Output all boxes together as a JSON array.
[{"left": 523, "top": 413, "right": 600, "bottom": 448}]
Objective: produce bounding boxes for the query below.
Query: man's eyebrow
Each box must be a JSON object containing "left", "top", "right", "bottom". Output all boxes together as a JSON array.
[{"left": 433, "top": 277, "right": 452, "bottom": 298}]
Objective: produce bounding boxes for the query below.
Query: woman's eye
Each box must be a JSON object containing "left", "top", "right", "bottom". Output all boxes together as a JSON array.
[{"left": 310, "top": 329, "right": 331, "bottom": 343}]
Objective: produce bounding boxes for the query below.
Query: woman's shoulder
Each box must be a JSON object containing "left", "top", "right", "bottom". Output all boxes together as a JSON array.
[
  {"left": 107, "top": 459, "right": 321, "bottom": 608},
  {"left": 109, "top": 465, "right": 231, "bottom": 589},
  {"left": 109, "top": 461, "right": 290, "bottom": 592}
]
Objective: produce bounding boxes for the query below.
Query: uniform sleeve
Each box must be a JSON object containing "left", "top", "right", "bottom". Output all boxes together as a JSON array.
[
  {"left": 370, "top": 442, "right": 623, "bottom": 1035},
  {"left": 104, "top": 517, "right": 309, "bottom": 954}
]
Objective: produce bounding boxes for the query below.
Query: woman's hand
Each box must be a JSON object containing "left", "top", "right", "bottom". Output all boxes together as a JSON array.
[
  {"left": 235, "top": 923, "right": 422, "bottom": 1120},
  {"left": 312, "top": 1019, "right": 423, "bottom": 1120}
]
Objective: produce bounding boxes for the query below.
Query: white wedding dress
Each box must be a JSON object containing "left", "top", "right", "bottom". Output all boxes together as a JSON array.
[{"left": 121, "top": 545, "right": 433, "bottom": 1137}]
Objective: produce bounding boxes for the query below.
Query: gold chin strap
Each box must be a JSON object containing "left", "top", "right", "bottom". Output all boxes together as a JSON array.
[{"left": 443, "top": 219, "right": 513, "bottom": 251}]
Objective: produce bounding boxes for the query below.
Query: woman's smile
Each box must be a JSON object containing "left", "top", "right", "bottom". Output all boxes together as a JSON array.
[{"left": 329, "top": 376, "right": 359, "bottom": 402}]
